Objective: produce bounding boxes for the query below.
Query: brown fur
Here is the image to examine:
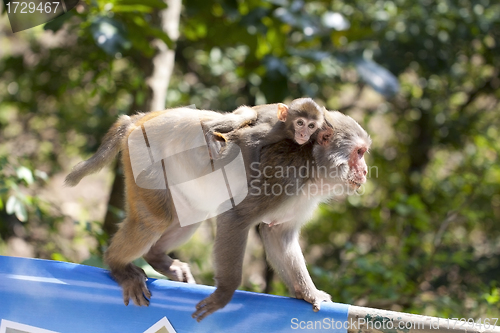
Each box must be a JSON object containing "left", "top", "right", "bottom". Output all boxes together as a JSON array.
[{"left": 65, "top": 105, "right": 371, "bottom": 321}]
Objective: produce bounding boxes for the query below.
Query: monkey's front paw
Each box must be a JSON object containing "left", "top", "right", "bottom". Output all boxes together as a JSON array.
[
  {"left": 192, "top": 290, "right": 232, "bottom": 322},
  {"left": 297, "top": 288, "right": 332, "bottom": 312},
  {"left": 167, "top": 259, "right": 196, "bottom": 284}
]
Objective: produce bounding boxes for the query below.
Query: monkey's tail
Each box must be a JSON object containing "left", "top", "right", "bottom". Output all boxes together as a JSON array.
[{"left": 64, "top": 115, "right": 133, "bottom": 187}]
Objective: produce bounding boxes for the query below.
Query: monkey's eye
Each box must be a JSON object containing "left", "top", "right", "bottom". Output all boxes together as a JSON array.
[
  {"left": 297, "top": 120, "right": 304, "bottom": 126},
  {"left": 357, "top": 148, "right": 364, "bottom": 157},
  {"left": 308, "top": 123, "right": 315, "bottom": 129}
]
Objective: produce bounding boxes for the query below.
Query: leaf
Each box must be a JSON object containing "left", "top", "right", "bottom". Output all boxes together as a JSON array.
[
  {"left": 113, "top": 5, "right": 154, "bottom": 13},
  {"left": 44, "top": 11, "right": 74, "bottom": 32},
  {"left": 355, "top": 58, "right": 400, "bottom": 98},
  {"left": 485, "top": 288, "right": 500, "bottom": 304},
  {"left": 288, "top": 48, "right": 330, "bottom": 61},
  {"left": 15, "top": 201, "right": 28, "bottom": 222},
  {"left": 127, "top": 16, "right": 174, "bottom": 49},
  {"left": 51, "top": 253, "right": 68, "bottom": 262},
  {"left": 147, "top": 27, "right": 174, "bottom": 49},
  {"left": 5, "top": 196, "right": 27, "bottom": 222},
  {"left": 17, "top": 166, "right": 34, "bottom": 184},
  {"left": 274, "top": 7, "right": 298, "bottom": 26},
  {"left": 90, "top": 17, "right": 132, "bottom": 56},
  {"left": 395, "top": 203, "right": 410, "bottom": 216},
  {"left": 35, "top": 169, "right": 48, "bottom": 181},
  {"left": 322, "top": 12, "right": 350, "bottom": 31},
  {"left": 6, "top": 196, "right": 17, "bottom": 214}
]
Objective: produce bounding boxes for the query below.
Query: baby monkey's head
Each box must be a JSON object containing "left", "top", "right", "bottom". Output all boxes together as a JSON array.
[{"left": 276, "top": 98, "right": 325, "bottom": 145}]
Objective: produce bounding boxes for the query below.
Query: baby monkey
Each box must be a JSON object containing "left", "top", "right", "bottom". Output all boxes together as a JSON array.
[{"left": 205, "top": 98, "right": 327, "bottom": 162}]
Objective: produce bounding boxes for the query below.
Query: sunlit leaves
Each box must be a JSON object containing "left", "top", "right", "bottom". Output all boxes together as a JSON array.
[
  {"left": 0, "top": 161, "right": 46, "bottom": 223},
  {"left": 484, "top": 287, "right": 500, "bottom": 305},
  {"left": 16, "top": 166, "right": 34, "bottom": 185},
  {"left": 6, "top": 195, "right": 28, "bottom": 222},
  {"left": 322, "top": 12, "right": 350, "bottom": 31}
]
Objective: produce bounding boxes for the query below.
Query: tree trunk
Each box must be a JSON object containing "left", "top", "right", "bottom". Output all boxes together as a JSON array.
[
  {"left": 102, "top": 0, "right": 182, "bottom": 238},
  {"left": 148, "top": 0, "right": 181, "bottom": 111}
]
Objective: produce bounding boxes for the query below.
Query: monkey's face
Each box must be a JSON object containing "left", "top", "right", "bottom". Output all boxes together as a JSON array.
[
  {"left": 347, "top": 145, "right": 369, "bottom": 189},
  {"left": 317, "top": 110, "right": 371, "bottom": 190},
  {"left": 294, "top": 117, "right": 321, "bottom": 145}
]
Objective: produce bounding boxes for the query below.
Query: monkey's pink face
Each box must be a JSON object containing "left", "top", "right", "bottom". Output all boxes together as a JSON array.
[
  {"left": 294, "top": 117, "right": 320, "bottom": 145},
  {"left": 348, "top": 146, "right": 368, "bottom": 189}
]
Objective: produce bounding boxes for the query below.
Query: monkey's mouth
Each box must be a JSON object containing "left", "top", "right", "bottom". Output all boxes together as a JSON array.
[
  {"left": 348, "top": 180, "right": 361, "bottom": 188},
  {"left": 295, "top": 137, "right": 308, "bottom": 145}
]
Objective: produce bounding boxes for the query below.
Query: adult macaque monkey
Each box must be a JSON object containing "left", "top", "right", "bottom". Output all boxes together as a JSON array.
[
  {"left": 65, "top": 105, "right": 371, "bottom": 322},
  {"left": 204, "top": 98, "right": 326, "bottom": 161}
]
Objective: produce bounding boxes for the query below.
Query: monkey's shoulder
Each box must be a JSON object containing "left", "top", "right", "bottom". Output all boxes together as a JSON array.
[{"left": 254, "top": 111, "right": 280, "bottom": 127}]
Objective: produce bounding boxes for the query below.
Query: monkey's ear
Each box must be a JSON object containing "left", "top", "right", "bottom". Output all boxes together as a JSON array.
[
  {"left": 317, "top": 127, "right": 334, "bottom": 146},
  {"left": 206, "top": 131, "right": 227, "bottom": 160},
  {"left": 277, "top": 103, "right": 289, "bottom": 122}
]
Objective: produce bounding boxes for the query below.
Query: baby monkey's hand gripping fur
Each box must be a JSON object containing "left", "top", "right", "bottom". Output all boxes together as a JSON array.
[{"left": 203, "top": 98, "right": 326, "bottom": 160}]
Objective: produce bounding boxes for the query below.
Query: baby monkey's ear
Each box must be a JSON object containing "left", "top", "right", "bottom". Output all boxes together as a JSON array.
[
  {"left": 317, "top": 126, "right": 334, "bottom": 147},
  {"left": 277, "top": 103, "right": 289, "bottom": 122}
]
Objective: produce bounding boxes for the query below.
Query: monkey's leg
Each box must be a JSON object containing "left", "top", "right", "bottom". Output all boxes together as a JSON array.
[
  {"left": 259, "top": 222, "right": 331, "bottom": 312},
  {"left": 192, "top": 216, "right": 250, "bottom": 322},
  {"left": 105, "top": 218, "right": 166, "bottom": 307},
  {"left": 143, "top": 222, "right": 200, "bottom": 284}
]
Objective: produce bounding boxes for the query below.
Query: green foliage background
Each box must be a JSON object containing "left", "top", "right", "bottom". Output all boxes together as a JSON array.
[{"left": 1, "top": 0, "right": 499, "bottom": 319}]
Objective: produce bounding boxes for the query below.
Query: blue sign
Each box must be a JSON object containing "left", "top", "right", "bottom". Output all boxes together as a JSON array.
[{"left": 0, "top": 256, "right": 349, "bottom": 332}]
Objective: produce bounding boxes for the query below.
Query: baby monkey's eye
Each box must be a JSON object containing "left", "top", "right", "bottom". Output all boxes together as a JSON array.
[
  {"left": 297, "top": 120, "right": 304, "bottom": 126},
  {"left": 308, "top": 123, "right": 316, "bottom": 129}
]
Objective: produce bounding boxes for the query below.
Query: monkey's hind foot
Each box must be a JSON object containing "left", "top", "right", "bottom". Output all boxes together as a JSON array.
[
  {"left": 111, "top": 264, "right": 151, "bottom": 307},
  {"left": 192, "top": 290, "right": 233, "bottom": 322},
  {"left": 152, "top": 259, "right": 196, "bottom": 284}
]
